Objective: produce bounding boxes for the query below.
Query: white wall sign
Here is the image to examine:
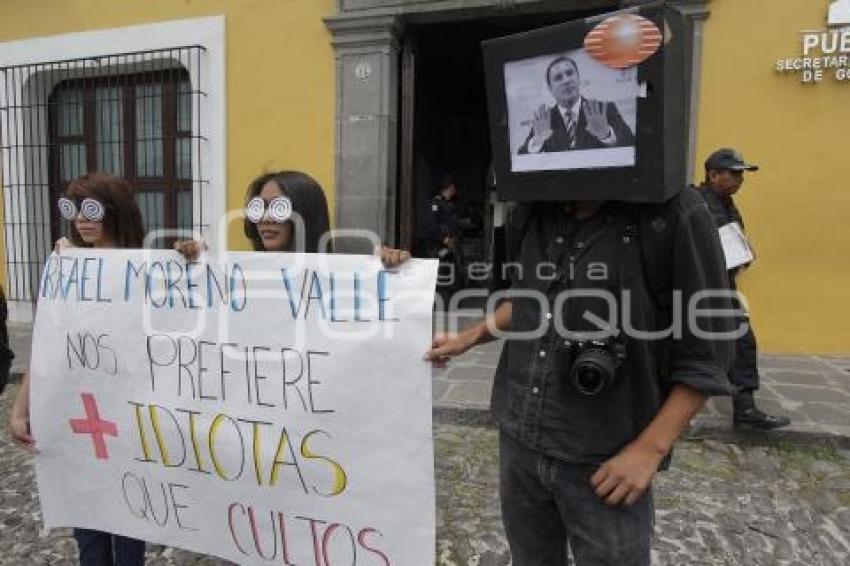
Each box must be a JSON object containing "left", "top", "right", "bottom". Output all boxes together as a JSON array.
[
  {"left": 829, "top": 0, "right": 850, "bottom": 26},
  {"left": 775, "top": 2, "right": 850, "bottom": 83},
  {"left": 29, "top": 249, "right": 438, "bottom": 565}
]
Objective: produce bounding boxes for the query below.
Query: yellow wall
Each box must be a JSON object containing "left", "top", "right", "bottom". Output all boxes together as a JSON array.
[
  {"left": 0, "top": 0, "right": 337, "bottom": 251},
  {"left": 696, "top": 0, "right": 850, "bottom": 354},
  {"left": 2, "top": 0, "right": 847, "bottom": 354}
]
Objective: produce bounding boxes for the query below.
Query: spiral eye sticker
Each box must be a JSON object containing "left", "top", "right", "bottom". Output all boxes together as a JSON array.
[
  {"left": 245, "top": 196, "right": 293, "bottom": 224},
  {"left": 57, "top": 198, "right": 78, "bottom": 221},
  {"left": 79, "top": 198, "right": 106, "bottom": 222},
  {"left": 245, "top": 197, "right": 266, "bottom": 224},
  {"left": 267, "top": 196, "right": 292, "bottom": 223}
]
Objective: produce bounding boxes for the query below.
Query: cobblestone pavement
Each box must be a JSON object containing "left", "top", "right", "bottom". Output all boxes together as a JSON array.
[{"left": 2, "top": 385, "right": 849, "bottom": 565}]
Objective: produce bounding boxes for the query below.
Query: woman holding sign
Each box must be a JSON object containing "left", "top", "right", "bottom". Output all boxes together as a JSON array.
[
  {"left": 176, "top": 170, "right": 411, "bottom": 264},
  {"left": 9, "top": 172, "right": 148, "bottom": 565}
]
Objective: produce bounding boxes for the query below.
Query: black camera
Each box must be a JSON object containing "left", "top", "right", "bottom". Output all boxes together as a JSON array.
[{"left": 565, "top": 339, "right": 626, "bottom": 396}]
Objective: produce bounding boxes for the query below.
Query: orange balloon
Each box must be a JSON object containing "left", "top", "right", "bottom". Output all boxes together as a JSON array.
[{"left": 584, "top": 14, "right": 663, "bottom": 69}]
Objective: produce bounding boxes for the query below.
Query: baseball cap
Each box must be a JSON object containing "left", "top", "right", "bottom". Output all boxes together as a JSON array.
[{"left": 704, "top": 148, "right": 759, "bottom": 172}]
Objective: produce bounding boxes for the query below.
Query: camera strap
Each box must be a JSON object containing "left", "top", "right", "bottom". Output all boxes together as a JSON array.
[{"left": 506, "top": 201, "right": 675, "bottom": 309}]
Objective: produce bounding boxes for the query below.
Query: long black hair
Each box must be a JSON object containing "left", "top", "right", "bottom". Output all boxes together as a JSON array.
[
  {"left": 243, "top": 171, "right": 331, "bottom": 253},
  {"left": 65, "top": 172, "right": 145, "bottom": 249}
]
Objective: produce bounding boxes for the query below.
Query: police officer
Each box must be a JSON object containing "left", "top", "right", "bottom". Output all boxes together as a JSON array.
[
  {"left": 425, "top": 187, "right": 734, "bottom": 565},
  {"left": 420, "top": 174, "right": 458, "bottom": 258},
  {"left": 420, "top": 175, "right": 459, "bottom": 299},
  {"left": 698, "top": 148, "right": 791, "bottom": 430}
]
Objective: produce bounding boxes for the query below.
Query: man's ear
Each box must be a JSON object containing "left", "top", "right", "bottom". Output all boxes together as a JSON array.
[{"left": 707, "top": 170, "right": 720, "bottom": 184}]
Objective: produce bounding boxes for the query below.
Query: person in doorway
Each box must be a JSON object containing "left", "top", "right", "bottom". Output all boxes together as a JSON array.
[
  {"left": 419, "top": 174, "right": 459, "bottom": 258},
  {"left": 698, "top": 148, "right": 791, "bottom": 430},
  {"left": 419, "top": 174, "right": 459, "bottom": 301},
  {"left": 9, "top": 172, "right": 148, "bottom": 566}
]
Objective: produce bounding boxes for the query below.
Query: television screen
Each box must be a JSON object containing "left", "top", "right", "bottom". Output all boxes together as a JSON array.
[
  {"left": 483, "top": 1, "right": 689, "bottom": 203},
  {"left": 505, "top": 49, "right": 638, "bottom": 172}
]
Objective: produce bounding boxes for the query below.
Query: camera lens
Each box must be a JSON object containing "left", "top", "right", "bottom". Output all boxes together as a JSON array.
[{"left": 570, "top": 348, "right": 616, "bottom": 395}]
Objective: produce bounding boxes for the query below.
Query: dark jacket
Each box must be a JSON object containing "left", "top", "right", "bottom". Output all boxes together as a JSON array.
[
  {"left": 697, "top": 183, "right": 745, "bottom": 231},
  {"left": 0, "top": 287, "right": 14, "bottom": 395},
  {"left": 697, "top": 183, "right": 750, "bottom": 278},
  {"left": 518, "top": 99, "right": 635, "bottom": 154},
  {"left": 491, "top": 188, "right": 733, "bottom": 465},
  {"left": 419, "top": 194, "right": 457, "bottom": 258}
]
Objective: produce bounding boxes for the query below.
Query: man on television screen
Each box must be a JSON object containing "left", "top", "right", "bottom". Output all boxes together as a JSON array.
[{"left": 519, "top": 56, "right": 634, "bottom": 154}]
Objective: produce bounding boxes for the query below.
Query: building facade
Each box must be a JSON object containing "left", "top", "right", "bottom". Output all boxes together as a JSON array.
[{"left": 0, "top": 0, "right": 847, "bottom": 353}]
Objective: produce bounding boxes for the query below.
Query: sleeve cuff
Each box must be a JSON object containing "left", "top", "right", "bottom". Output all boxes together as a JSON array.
[{"left": 668, "top": 360, "right": 733, "bottom": 397}]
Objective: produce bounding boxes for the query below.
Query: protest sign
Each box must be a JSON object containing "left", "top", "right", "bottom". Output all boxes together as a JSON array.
[{"left": 29, "top": 249, "right": 438, "bottom": 565}]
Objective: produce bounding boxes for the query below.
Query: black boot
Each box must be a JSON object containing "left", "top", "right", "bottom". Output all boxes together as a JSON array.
[{"left": 733, "top": 390, "right": 791, "bottom": 430}]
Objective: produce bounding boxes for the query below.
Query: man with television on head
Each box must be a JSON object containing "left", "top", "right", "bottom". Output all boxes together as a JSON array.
[
  {"left": 425, "top": 183, "right": 735, "bottom": 564},
  {"left": 454, "top": 6, "right": 734, "bottom": 563},
  {"left": 518, "top": 55, "right": 635, "bottom": 155},
  {"left": 698, "top": 147, "right": 791, "bottom": 430}
]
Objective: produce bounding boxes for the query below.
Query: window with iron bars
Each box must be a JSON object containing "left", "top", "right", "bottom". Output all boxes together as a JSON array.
[{"left": 0, "top": 46, "right": 207, "bottom": 303}]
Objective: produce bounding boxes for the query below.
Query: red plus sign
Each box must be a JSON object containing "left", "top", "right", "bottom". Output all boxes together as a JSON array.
[{"left": 69, "top": 393, "right": 118, "bottom": 460}]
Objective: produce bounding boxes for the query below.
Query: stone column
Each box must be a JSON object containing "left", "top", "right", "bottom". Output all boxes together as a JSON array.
[
  {"left": 324, "top": 14, "right": 402, "bottom": 252},
  {"left": 670, "top": 0, "right": 711, "bottom": 183}
]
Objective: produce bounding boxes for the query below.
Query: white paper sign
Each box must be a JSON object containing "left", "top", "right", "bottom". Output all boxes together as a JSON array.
[
  {"left": 718, "top": 222, "right": 754, "bottom": 270},
  {"left": 29, "top": 249, "right": 438, "bottom": 566}
]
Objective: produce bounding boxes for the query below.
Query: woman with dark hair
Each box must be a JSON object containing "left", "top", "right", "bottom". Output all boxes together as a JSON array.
[
  {"left": 243, "top": 170, "right": 332, "bottom": 253},
  {"left": 9, "top": 172, "right": 148, "bottom": 565},
  {"left": 58, "top": 172, "right": 145, "bottom": 249},
  {"left": 178, "top": 169, "right": 410, "bottom": 265}
]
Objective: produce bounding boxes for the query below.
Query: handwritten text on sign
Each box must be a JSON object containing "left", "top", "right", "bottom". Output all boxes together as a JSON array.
[{"left": 30, "top": 249, "right": 438, "bottom": 566}]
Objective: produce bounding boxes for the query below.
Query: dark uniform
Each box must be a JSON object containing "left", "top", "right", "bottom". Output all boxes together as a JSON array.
[
  {"left": 493, "top": 188, "right": 733, "bottom": 565},
  {"left": 420, "top": 193, "right": 457, "bottom": 258},
  {"left": 697, "top": 147, "right": 790, "bottom": 430},
  {"left": 420, "top": 193, "right": 459, "bottom": 298},
  {"left": 698, "top": 183, "right": 759, "bottom": 392}
]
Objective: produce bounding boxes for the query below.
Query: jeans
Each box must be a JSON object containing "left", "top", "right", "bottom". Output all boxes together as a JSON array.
[
  {"left": 73, "top": 528, "right": 145, "bottom": 566},
  {"left": 499, "top": 432, "right": 654, "bottom": 566}
]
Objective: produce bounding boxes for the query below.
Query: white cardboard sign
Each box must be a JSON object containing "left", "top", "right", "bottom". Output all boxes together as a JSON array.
[{"left": 29, "top": 249, "right": 438, "bottom": 566}]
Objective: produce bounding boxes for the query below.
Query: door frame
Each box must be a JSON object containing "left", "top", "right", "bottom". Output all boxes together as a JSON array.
[{"left": 324, "top": 0, "right": 711, "bottom": 249}]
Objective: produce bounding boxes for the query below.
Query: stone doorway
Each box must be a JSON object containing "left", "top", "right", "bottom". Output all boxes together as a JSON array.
[
  {"left": 324, "top": 1, "right": 709, "bottom": 251},
  {"left": 400, "top": 9, "right": 611, "bottom": 295}
]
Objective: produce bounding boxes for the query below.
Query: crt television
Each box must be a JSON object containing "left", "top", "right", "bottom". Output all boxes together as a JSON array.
[{"left": 482, "top": 1, "right": 690, "bottom": 203}]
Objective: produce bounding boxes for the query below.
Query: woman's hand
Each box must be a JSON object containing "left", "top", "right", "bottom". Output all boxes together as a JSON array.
[
  {"left": 377, "top": 246, "right": 411, "bottom": 268},
  {"left": 174, "top": 240, "right": 206, "bottom": 261},
  {"left": 54, "top": 237, "right": 72, "bottom": 253},
  {"left": 9, "top": 372, "right": 36, "bottom": 452},
  {"left": 9, "top": 412, "right": 36, "bottom": 453}
]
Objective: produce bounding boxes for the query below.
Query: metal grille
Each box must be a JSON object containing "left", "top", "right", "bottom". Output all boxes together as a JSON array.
[{"left": 0, "top": 46, "right": 208, "bottom": 302}]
